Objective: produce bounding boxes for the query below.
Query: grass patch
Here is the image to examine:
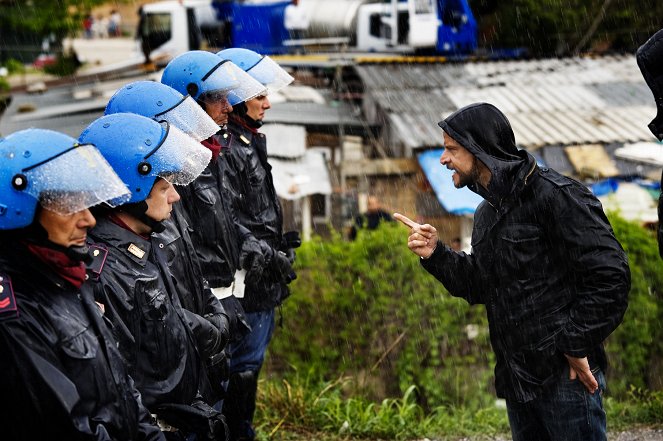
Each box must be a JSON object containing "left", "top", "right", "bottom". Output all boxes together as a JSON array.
[{"left": 254, "top": 372, "right": 663, "bottom": 440}]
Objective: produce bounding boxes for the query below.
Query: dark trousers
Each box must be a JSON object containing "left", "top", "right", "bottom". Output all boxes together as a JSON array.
[
  {"left": 224, "top": 309, "right": 275, "bottom": 440},
  {"left": 507, "top": 366, "right": 607, "bottom": 441}
]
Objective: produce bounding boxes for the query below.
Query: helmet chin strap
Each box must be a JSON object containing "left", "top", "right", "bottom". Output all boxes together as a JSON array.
[
  {"left": 232, "top": 103, "right": 263, "bottom": 129},
  {"left": 121, "top": 201, "right": 166, "bottom": 234}
]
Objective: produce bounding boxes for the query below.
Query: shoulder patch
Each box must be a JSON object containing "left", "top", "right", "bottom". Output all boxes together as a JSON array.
[
  {"left": 538, "top": 168, "right": 572, "bottom": 188},
  {"left": 219, "top": 132, "right": 233, "bottom": 149},
  {"left": 239, "top": 135, "right": 251, "bottom": 146},
  {"left": 0, "top": 273, "right": 18, "bottom": 320},
  {"left": 86, "top": 244, "right": 108, "bottom": 281}
]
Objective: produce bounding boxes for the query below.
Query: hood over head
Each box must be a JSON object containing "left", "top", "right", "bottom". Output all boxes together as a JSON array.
[
  {"left": 438, "top": 103, "right": 535, "bottom": 204},
  {"left": 636, "top": 28, "right": 663, "bottom": 141}
]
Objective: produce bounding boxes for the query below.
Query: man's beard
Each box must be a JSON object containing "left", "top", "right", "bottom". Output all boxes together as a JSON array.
[{"left": 455, "top": 158, "right": 482, "bottom": 189}]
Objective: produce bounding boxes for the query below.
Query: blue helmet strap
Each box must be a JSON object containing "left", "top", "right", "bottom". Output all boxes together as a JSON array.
[
  {"left": 244, "top": 56, "right": 264, "bottom": 73},
  {"left": 154, "top": 94, "right": 189, "bottom": 118}
]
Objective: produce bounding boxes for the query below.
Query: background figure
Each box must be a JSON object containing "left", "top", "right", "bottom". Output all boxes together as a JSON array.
[
  {"left": 635, "top": 27, "right": 663, "bottom": 259},
  {"left": 93, "top": 14, "right": 108, "bottom": 39},
  {"left": 108, "top": 9, "right": 122, "bottom": 37},
  {"left": 83, "top": 13, "right": 93, "bottom": 39},
  {"left": 349, "top": 195, "right": 393, "bottom": 240},
  {"left": 396, "top": 102, "right": 629, "bottom": 441}
]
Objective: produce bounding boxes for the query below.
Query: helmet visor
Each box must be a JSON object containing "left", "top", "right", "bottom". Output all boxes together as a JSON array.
[
  {"left": 22, "top": 144, "right": 131, "bottom": 215},
  {"left": 214, "top": 61, "right": 267, "bottom": 106},
  {"left": 248, "top": 56, "right": 294, "bottom": 94},
  {"left": 155, "top": 95, "right": 219, "bottom": 142},
  {"left": 148, "top": 122, "right": 212, "bottom": 186}
]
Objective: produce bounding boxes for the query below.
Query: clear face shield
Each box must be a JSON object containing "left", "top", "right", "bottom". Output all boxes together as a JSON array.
[
  {"left": 154, "top": 95, "right": 220, "bottom": 142},
  {"left": 247, "top": 55, "right": 294, "bottom": 94},
  {"left": 204, "top": 60, "right": 267, "bottom": 105},
  {"left": 18, "top": 144, "right": 131, "bottom": 215},
  {"left": 146, "top": 122, "right": 212, "bottom": 186}
]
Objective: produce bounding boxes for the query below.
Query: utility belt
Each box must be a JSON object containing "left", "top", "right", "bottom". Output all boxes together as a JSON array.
[{"left": 211, "top": 269, "right": 246, "bottom": 299}]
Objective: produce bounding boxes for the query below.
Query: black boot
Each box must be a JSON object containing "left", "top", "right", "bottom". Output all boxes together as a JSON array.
[{"left": 223, "top": 370, "right": 258, "bottom": 441}]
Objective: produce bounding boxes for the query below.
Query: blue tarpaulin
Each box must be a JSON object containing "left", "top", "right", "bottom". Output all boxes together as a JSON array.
[{"left": 417, "top": 149, "right": 483, "bottom": 215}]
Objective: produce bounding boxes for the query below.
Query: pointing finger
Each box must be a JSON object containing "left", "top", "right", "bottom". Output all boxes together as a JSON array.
[{"left": 393, "top": 212, "right": 419, "bottom": 229}]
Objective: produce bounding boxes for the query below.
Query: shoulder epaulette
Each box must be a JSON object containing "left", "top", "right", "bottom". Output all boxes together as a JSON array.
[
  {"left": 86, "top": 244, "right": 108, "bottom": 281},
  {"left": 219, "top": 131, "right": 233, "bottom": 149},
  {"left": 538, "top": 168, "right": 572, "bottom": 188},
  {"left": 239, "top": 134, "right": 251, "bottom": 146},
  {"left": 0, "top": 273, "right": 18, "bottom": 320}
]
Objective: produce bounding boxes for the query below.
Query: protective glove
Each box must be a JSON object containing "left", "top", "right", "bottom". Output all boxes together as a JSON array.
[
  {"left": 238, "top": 236, "right": 266, "bottom": 283},
  {"left": 274, "top": 250, "right": 297, "bottom": 284},
  {"left": 204, "top": 311, "right": 230, "bottom": 352}
]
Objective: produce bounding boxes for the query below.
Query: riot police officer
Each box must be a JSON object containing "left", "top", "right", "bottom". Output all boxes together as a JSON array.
[
  {"left": 79, "top": 113, "right": 226, "bottom": 440},
  {"left": 216, "top": 47, "right": 297, "bottom": 441},
  {"left": 0, "top": 128, "right": 164, "bottom": 440}
]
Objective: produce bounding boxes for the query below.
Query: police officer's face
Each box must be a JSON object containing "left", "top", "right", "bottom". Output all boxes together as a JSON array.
[
  {"left": 38, "top": 206, "right": 96, "bottom": 248},
  {"left": 440, "top": 132, "right": 482, "bottom": 189},
  {"left": 245, "top": 94, "right": 271, "bottom": 121},
  {"left": 145, "top": 178, "right": 180, "bottom": 222},
  {"left": 201, "top": 93, "right": 233, "bottom": 126}
]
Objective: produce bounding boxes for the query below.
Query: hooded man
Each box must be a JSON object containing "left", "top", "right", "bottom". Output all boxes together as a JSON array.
[
  {"left": 396, "top": 103, "right": 630, "bottom": 441},
  {"left": 636, "top": 27, "right": 663, "bottom": 259}
]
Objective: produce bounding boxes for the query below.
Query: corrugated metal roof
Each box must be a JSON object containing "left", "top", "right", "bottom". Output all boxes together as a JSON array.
[{"left": 356, "top": 55, "right": 658, "bottom": 150}]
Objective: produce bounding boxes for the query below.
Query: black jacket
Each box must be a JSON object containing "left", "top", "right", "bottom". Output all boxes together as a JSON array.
[
  {"left": 423, "top": 103, "right": 630, "bottom": 403},
  {"left": 222, "top": 118, "right": 289, "bottom": 312},
  {"left": 87, "top": 216, "right": 205, "bottom": 411},
  {"left": 0, "top": 242, "right": 163, "bottom": 440},
  {"left": 659, "top": 170, "right": 662, "bottom": 258},
  {"left": 178, "top": 148, "right": 240, "bottom": 289},
  {"left": 157, "top": 205, "right": 228, "bottom": 360}
]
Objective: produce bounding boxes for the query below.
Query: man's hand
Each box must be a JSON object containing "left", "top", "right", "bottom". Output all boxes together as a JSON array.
[
  {"left": 393, "top": 213, "right": 439, "bottom": 259},
  {"left": 564, "top": 354, "right": 598, "bottom": 394}
]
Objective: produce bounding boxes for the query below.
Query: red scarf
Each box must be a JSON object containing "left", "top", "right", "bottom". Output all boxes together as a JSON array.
[
  {"left": 202, "top": 137, "right": 221, "bottom": 162},
  {"left": 26, "top": 243, "right": 87, "bottom": 289}
]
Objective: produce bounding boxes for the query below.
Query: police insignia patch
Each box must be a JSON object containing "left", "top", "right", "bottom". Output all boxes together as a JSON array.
[
  {"left": 0, "top": 274, "right": 18, "bottom": 320},
  {"left": 127, "top": 243, "right": 145, "bottom": 259}
]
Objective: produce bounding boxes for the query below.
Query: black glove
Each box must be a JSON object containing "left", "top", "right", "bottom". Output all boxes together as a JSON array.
[
  {"left": 204, "top": 311, "right": 230, "bottom": 353},
  {"left": 207, "top": 350, "right": 229, "bottom": 400},
  {"left": 239, "top": 236, "right": 266, "bottom": 283},
  {"left": 273, "top": 250, "right": 297, "bottom": 284}
]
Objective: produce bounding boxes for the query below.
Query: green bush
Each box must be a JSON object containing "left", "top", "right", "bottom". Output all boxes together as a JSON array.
[
  {"left": 267, "top": 213, "right": 663, "bottom": 410},
  {"left": 4, "top": 58, "right": 25, "bottom": 75}
]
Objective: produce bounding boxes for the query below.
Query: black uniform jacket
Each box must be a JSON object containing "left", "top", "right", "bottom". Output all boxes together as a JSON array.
[
  {"left": 223, "top": 118, "right": 289, "bottom": 312},
  {"left": 87, "top": 216, "right": 203, "bottom": 411},
  {"left": 177, "top": 147, "right": 240, "bottom": 289},
  {"left": 423, "top": 103, "right": 631, "bottom": 403},
  {"left": 157, "top": 205, "right": 228, "bottom": 360},
  {"left": 0, "top": 243, "right": 164, "bottom": 440}
]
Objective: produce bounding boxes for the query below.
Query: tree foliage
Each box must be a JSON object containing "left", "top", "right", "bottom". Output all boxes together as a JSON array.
[
  {"left": 0, "top": 0, "right": 112, "bottom": 47},
  {"left": 470, "top": 0, "right": 663, "bottom": 56}
]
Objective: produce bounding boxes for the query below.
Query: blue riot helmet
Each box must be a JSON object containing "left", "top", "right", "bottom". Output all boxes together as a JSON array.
[
  {"left": 161, "top": 50, "right": 266, "bottom": 107},
  {"left": 105, "top": 81, "right": 219, "bottom": 142},
  {"left": 217, "top": 48, "right": 294, "bottom": 104},
  {"left": 0, "top": 128, "right": 130, "bottom": 230},
  {"left": 79, "top": 113, "right": 212, "bottom": 205}
]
